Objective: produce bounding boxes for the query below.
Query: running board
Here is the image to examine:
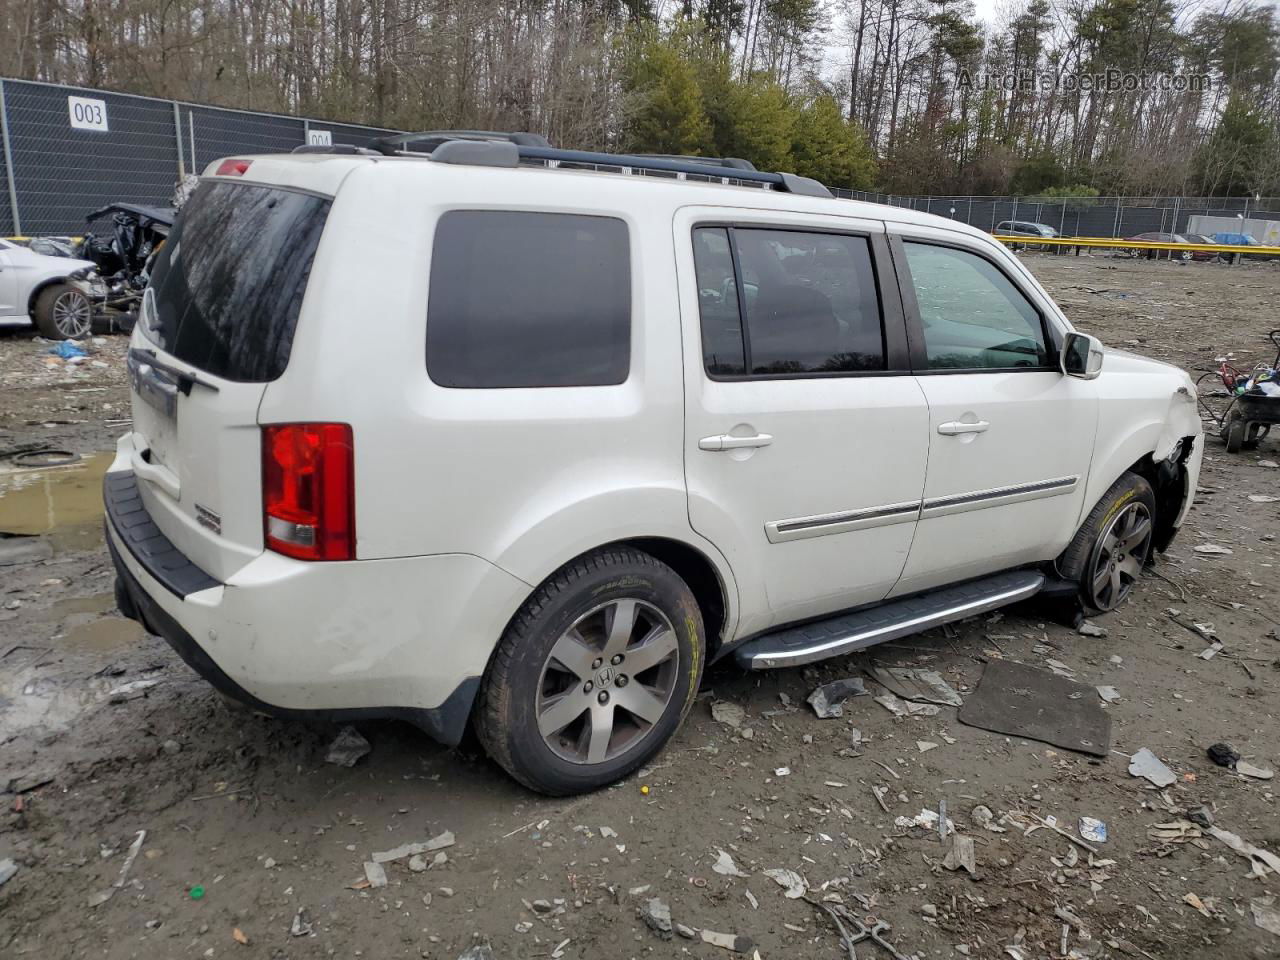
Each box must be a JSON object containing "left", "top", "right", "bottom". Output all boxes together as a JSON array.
[{"left": 735, "top": 570, "right": 1046, "bottom": 670}]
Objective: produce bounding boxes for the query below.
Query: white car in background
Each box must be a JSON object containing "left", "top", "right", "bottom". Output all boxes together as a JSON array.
[{"left": 0, "top": 236, "right": 99, "bottom": 339}]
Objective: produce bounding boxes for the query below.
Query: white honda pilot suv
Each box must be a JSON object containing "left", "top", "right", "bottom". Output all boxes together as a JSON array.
[{"left": 106, "top": 132, "right": 1203, "bottom": 795}]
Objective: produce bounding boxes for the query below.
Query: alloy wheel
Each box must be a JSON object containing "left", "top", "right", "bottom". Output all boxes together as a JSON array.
[
  {"left": 535, "top": 598, "right": 679, "bottom": 765},
  {"left": 1088, "top": 502, "right": 1152, "bottom": 611},
  {"left": 52, "top": 290, "right": 92, "bottom": 339}
]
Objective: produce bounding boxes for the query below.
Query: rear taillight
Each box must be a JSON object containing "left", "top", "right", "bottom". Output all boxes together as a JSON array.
[
  {"left": 215, "top": 158, "right": 252, "bottom": 176},
  {"left": 262, "top": 423, "right": 354, "bottom": 561}
]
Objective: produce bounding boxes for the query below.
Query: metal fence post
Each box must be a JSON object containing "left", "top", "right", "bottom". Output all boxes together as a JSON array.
[
  {"left": 0, "top": 79, "right": 21, "bottom": 234},
  {"left": 173, "top": 101, "right": 186, "bottom": 177},
  {"left": 1112, "top": 197, "right": 1122, "bottom": 238}
]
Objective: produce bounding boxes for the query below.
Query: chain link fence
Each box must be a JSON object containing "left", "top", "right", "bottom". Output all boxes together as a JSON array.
[
  {"left": 832, "top": 190, "right": 1280, "bottom": 240},
  {"left": 0, "top": 78, "right": 399, "bottom": 236},
  {"left": 4, "top": 77, "right": 1279, "bottom": 241}
]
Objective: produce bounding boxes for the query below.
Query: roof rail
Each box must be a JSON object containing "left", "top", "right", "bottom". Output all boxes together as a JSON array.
[
  {"left": 506, "top": 146, "right": 832, "bottom": 199},
  {"left": 372, "top": 130, "right": 551, "bottom": 156},
  {"left": 637, "top": 154, "right": 758, "bottom": 171},
  {"left": 291, "top": 144, "right": 381, "bottom": 156}
]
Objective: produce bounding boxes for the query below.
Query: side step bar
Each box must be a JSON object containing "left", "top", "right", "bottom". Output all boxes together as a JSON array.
[{"left": 735, "top": 570, "right": 1046, "bottom": 670}]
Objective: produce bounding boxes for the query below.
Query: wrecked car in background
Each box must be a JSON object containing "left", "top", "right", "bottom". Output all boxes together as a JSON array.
[{"left": 68, "top": 203, "right": 175, "bottom": 329}]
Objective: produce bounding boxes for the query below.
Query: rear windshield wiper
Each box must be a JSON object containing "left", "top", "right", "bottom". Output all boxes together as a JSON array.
[{"left": 129, "top": 347, "right": 221, "bottom": 396}]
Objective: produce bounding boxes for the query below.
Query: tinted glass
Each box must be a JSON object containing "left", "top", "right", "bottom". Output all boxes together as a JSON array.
[
  {"left": 427, "top": 211, "right": 630, "bottom": 388},
  {"left": 903, "top": 242, "right": 1048, "bottom": 370},
  {"left": 692, "top": 228, "right": 745, "bottom": 376},
  {"left": 733, "top": 229, "right": 883, "bottom": 375},
  {"left": 144, "top": 181, "right": 329, "bottom": 382}
]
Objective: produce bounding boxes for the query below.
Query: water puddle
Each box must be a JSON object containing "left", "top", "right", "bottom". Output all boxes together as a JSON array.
[
  {"left": 0, "top": 452, "right": 113, "bottom": 553},
  {"left": 61, "top": 616, "right": 145, "bottom": 653}
]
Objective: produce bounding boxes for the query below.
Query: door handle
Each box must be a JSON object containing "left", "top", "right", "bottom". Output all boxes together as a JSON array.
[
  {"left": 699, "top": 433, "right": 773, "bottom": 452},
  {"left": 937, "top": 420, "right": 989, "bottom": 436}
]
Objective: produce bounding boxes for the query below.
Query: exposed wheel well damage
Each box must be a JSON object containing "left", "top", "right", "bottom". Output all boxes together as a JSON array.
[{"left": 1122, "top": 435, "right": 1196, "bottom": 553}]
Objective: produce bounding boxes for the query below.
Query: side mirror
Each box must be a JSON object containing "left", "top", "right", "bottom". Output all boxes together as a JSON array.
[{"left": 1061, "top": 331, "right": 1104, "bottom": 380}]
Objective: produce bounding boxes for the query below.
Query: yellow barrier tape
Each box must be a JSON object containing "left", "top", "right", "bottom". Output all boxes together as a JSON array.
[{"left": 993, "top": 235, "right": 1280, "bottom": 255}]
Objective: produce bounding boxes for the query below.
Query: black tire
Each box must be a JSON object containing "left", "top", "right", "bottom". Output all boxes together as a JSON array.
[
  {"left": 1225, "top": 417, "right": 1245, "bottom": 453},
  {"left": 1058, "top": 471, "right": 1157, "bottom": 615},
  {"left": 33, "top": 283, "right": 92, "bottom": 340},
  {"left": 475, "top": 547, "right": 704, "bottom": 795}
]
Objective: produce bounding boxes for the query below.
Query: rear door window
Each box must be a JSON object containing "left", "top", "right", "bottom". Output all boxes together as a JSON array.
[
  {"left": 691, "top": 226, "right": 885, "bottom": 377},
  {"left": 426, "top": 211, "right": 631, "bottom": 388},
  {"left": 144, "top": 181, "right": 330, "bottom": 382}
]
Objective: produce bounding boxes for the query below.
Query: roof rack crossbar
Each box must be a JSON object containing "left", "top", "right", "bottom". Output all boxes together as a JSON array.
[
  {"left": 636, "top": 154, "right": 758, "bottom": 171},
  {"left": 514, "top": 146, "right": 832, "bottom": 198},
  {"left": 373, "top": 130, "right": 550, "bottom": 156}
]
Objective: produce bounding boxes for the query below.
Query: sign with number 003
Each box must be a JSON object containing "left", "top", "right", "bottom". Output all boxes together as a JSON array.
[{"left": 68, "top": 96, "right": 109, "bottom": 132}]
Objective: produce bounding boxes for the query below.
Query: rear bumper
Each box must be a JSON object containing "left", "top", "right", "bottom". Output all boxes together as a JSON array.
[{"left": 105, "top": 467, "right": 531, "bottom": 746}]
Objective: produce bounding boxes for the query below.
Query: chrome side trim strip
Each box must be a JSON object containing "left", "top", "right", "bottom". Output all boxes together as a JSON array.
[
  {"left": 765, "top": 476, "right": 1079, "bottom": 544},
  {"left": 743, "top": 571, "right": 1045, "bottom": 669},
  {"left": 920, "top": 475, "right": 1078, "bottom": 519},
  {"left": 765, "top": 500, "right": 922, "bottom": 544}
]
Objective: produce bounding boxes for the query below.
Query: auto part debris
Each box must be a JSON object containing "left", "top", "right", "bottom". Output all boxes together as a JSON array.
[
  {"left": 1252, "top": 898, "right": 1280, "bottom": 937},
  {"left": 290, "top": 907, "right": 313, "bottom": 937},
  {"left": 371, "top": 830, "right": 455, "bottom": 863},
  {"left": 762, "top": 867, "right": 807, "bottom": 898},
  {"left": 1207, "top": 742, "right": 1239, "bottom": 767},
  {"left": 866, "top": 666, "right": 962, "bottom": 706},
  {"left": 1237, "top": 761, "right": 1274, "bottom": 780},
  {"left": 1207, "top": 825, "right": 1280, "bottom": 878},
  {"left": 712, "top": 849, "right": 749, "bottom": 878},
  {"left": 640, "top": 897, "right": 673, "bottom": 939},
  {"left": 807, "top": 677, "right": 868, "bottom": 718},
  {"left": 701, "top": 929, "right": 754, "bottom": 952},
  {"left": 88, "top": 829, "right": 145, "bottom": 907},
  {"left": 1079, "top": 817, "right": 1108, "bottom": 843},
  {"left": 325, "top": 726, "right": 370, "bottom": 767},
  {"left": 711, "top": 701, "right": 745, "bottom": 728},
  {"left": 958, "top": 659, "right": 1111, "bottom": 756},
  {"left": 942, "top": 834, "right": 977, "bottom": 875},
  {"left": 1129, "top": 748, "right": 1177, "bottom": 787},
  {"left": 874, "top": 692, "right": 939, "bottom": 717}
]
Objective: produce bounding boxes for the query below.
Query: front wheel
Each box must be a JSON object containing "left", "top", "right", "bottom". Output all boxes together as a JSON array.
[
  {"left": 1058, "top": 472, "right": 1156, "bottom": 614},
  {"left": 33, "top": 283, "right": 93, "bottom": 340},
  {"left": 474, "top": 547, "right": 704, "bottom": 795}
]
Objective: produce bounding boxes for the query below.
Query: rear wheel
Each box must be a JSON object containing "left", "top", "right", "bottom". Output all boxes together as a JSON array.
[
  {"left": 475, "top": 547, "right": 704, "bottom": 795},
  {"left": 33, "top": 283, "right": 93, "bottom": 340},
  {"left": 1058, "top": 472, "right": 1156, "bottom": 614}
]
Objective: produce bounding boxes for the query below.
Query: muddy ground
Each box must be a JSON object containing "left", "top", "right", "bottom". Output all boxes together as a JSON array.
[{"left": 1, "top": 255, "right": 1279, "bottom": 960}]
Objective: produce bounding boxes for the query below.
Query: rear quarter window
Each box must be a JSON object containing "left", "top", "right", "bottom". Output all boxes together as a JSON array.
[
  {"left": 144, "top": 181, "right": 330, "bottom": 382},
  {"left": 426, "top": 211, "right": 631, "bottom": 388}
]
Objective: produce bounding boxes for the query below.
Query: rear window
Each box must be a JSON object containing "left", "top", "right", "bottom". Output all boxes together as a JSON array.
[
  {"left": 143, "top": 181, "right": 330, "bottom": 382},
  {"left": 426, "top": 211, "right": 631, "bottom": 388}
]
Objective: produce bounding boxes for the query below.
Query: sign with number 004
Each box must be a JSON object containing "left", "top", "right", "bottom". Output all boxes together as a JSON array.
[
  {"left": 68, "top": 96, "right": 109, "bottom": 132},
  {"left": 307, "top": 129, "right": 333, "bottom": 146}
]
